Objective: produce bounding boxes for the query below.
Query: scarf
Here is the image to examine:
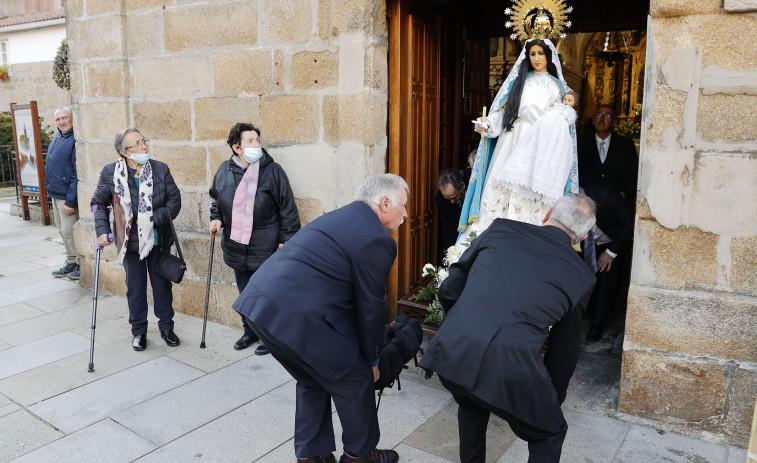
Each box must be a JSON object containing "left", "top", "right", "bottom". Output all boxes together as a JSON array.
[
  {"left": 229, "top": 156, "right": 260, "bottom": 245},
  {"left": 113, "top": 158, "right": 154, "bottom": 263}
]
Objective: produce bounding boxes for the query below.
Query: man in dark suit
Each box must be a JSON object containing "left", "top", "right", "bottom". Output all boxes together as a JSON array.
[
  {"left": 233, "top": 174, "right": 408, "bottom": 463},
  {"left": 583, "top": 184, "right": 635, "bottom": 342},
  {"left": 420, "top": 194, "right": 597, "bottom": 463},
  {"left": 578, "top": 104, "right": 638, "bottom": 201},
  {"left": 435, "top": 168, "right": 467, "bottom": 260}
]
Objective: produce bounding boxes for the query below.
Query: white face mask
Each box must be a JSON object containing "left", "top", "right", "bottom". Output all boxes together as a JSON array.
[
  {"left": 129, "top": 152, "right": 151, "bottom": 165},
  {"left": 241, "top": 147, "right": 263, "bottom": 164}
]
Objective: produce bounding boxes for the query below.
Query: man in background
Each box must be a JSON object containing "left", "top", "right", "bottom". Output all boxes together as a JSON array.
[{"left": 46, "top": 106, "right": 80, "bottom": 280}]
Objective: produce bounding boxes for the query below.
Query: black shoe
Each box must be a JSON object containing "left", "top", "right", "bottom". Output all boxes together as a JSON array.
[
  {"left": 298, "top": 453, "right": 336, "bottom": 463},
  {"left": 254, "top": 342, "right": 270, "bottom": 356},
  {"left": 132, "top": 334, "right": 147, "bottom": 351},
  {"left": 52, "top": 262, "right": 77, "bottom": 278},
  {"left": 586, "top": 325, "right": 602, "bottom": 343},
  {"left": 339, "top": 449, "right": 398, "bottom": 463},
  {"left": 67, "top": 264, "right": 81, "bottom": 281},
  {"left": 160, "top": 330, "right": 181, "bottom": 347},
  {"left": 233, "top": 334, "right": 259, "bottom": 350}
]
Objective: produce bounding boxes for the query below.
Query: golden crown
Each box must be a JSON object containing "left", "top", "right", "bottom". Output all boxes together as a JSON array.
[{"left": 504, "top": 0, "right": 573, "bottom": 41}]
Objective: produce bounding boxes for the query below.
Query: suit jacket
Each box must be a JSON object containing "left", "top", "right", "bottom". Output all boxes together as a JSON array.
[
  {"left": 584, "top": 183, "right": 634, "bottom": 256},
  {"left": 233, "top": 201, "right": 397, "bottom": 380},
  {"left": 419, "top": 219, "right": 595, "bottom": 429},
  {"left": 578, "top": 133, "right": 638, "bottom": 200}
]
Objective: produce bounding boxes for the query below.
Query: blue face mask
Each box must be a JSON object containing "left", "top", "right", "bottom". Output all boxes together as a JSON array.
[
  {"left": 241, "top": 147, "right": 263, "bottom": 164},
  {"left": 129, "top": 152, "right": 151, "bottom": 165}
]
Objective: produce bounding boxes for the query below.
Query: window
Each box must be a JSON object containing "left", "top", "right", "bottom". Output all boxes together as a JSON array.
[{"left": 0, "top": 41, "right": 7, "bottom": 66}]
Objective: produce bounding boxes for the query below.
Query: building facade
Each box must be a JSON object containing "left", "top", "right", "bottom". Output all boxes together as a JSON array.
[{"left": 66, "top": 0, "right": 755, "bottom": 447}]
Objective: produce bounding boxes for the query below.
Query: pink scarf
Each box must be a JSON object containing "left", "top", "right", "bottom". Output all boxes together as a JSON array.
[{"left": 230, "top": 159, "right": 259, "bottom": 245}]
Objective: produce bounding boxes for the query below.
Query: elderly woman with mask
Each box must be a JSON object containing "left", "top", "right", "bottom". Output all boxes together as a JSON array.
[
  {"left": 209, "top": 122, "right": 300, "bottom": 354},
  {"left": 91, "top": 128, "right": 182, "bottom": 351}
]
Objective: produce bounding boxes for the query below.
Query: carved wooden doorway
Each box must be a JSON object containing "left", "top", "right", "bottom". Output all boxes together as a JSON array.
[{"left": 387, "top": 0, "right": 440, "bottom": 319}]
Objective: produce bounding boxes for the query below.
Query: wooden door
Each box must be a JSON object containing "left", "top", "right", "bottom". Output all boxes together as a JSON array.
[{"left": 387, "top": 0, "right": 440, "bottom": 319}]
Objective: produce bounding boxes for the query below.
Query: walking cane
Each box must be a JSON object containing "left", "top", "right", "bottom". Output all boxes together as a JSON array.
[
  {"left": 88, "top": 205, "right": 112, "bottom": 372},
  {"left": 200, "top": 227, "right": 217, "bottom": 348}
]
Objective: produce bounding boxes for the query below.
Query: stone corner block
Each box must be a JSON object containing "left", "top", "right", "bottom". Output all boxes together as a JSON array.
[
  {"left": 292, "top": 50, "right": 338, "bottom": 90},
  {"left": 133, "top": 101, "right": 192, "bottom": 141},
  {"left": 260, "top": 95, "right": 319, "bottom": 145},
  {"left": 195, "top": 97, "right": 261, "bottom": 141},
  {"left": 164, "top": 3, "right": 257, "bottom": 52}
]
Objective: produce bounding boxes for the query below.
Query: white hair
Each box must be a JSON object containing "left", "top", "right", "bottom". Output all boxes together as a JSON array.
[
  {"left": 356, "top": 174, "right": 409, "bottom": 207},
  {"left": 547, "top": 193, "right": 597, "bottom": 241},
  {"left": 54, "top": 105, "right": 72, "bottom": 116},
  {"left": 113, "top": 128, "right": 142, "bottom": 156}
]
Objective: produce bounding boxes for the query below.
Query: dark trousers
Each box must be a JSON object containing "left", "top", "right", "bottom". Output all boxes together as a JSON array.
[
  {"left": 123, "top": 248, "right": 174, "bottom": 335},
  {"left": 233, "top": 269, "right": 255, "bottom": 337},
  {"left": 439, "top": 376, "right": 567, "bottom": 463},
  {"left": 589, "top": 243, "right": 627, "bottom": 329},
  {"left": 248, "top": 320, "right": 380, "bottom": 459}
]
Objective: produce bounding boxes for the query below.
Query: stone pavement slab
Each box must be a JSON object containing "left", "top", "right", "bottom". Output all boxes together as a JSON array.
[
  {"left": 10, "top": 418, "right": 157, "bottom": 463},
  {"left": 0, "top": 303, "right": 45, "bottom": 327},
  {"left": 28, "top": 255, "right": 67, "bottom": 269},
  {"left": 0, "top": 278, "right": 77, "bottom": 309},
  {"left": 404, "top": 399, "right": 517, "bottom": 462},
  {"left": 113, "top": 354, "right": 293, "bottom": 445},
  {"left": 0, "top": 331, "right": 91, "bottom": 380},
  {"left": 498, "top": 409, "right": 631, "bottom": 462},
  {"left": 614, "top": 424, "right": 729, "bottom": 462},
  {"left": 0, "top": 302, "right": 100, "bottom": 346},
  {"left": 393, "top": 443, "right": 455, "bottom": 463},
  {"left": 0, "top": 336, "right": 164, "bottom": 406},
  {"left": 25, "top": 287, "right": 94, "bottom": 313},
  {"left": 0, "top": 260, "right": 47, "bottom": 277},
  {"left": 0, "top": 409, "right": 63, "bottom": 462},
  {"left": 134, "top": 385, "right": 297, "bottom": 463},
  {"left": 0, "top": 340, "right": 10, "bottom": 351},
  {"left": 29, "top": 356, "right": 204, "bottom": 434}
]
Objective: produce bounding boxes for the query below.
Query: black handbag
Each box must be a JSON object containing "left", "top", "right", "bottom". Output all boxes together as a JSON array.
[{"left": 156, "top": 218, "right": 186, "bottom": 284}]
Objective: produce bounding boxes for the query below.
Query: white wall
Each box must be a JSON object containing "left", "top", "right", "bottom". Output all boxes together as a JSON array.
[{"left": 1, "top": 22, "right": 65, "bottom": 64}]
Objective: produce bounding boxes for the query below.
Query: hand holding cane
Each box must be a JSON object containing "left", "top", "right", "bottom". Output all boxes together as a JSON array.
[
  {"left": 88, "top": 205, "right": 112, "bottom": 372},
  {"left": 200, "top": 225, "right": 217, "bottom": 349}
]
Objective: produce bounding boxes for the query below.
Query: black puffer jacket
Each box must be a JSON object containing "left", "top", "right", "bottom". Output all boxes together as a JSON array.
[
  {"left": 209, "top": 151, "right": 300, "bottom": 272},
  {"left": 91, "top": 160, "right": 181, "bottom": 252}
]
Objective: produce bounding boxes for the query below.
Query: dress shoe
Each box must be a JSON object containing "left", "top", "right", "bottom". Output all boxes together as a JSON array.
[
  {"left": 132, "top": 334, "right": 147, "bottom": 351},
  {"left": 255, "top": 342, "right": 270, "bottom": 356},
  {"left": 586, "top": 325, "right": 602, "bottom": 343},
  {"left": 297, "top": 453, "right": 336, "bottom": 463},
  {"left": 233, "top": 333, "right": 259, "bottom": 350},
  {"left": 339, "top": 449, "right": 398, "bottom": 463},
  {"left": 160, "top": 329, "right": 181, "bottom": 347}
]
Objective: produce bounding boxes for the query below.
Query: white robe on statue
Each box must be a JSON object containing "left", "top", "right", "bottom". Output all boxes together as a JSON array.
[{"left": 458, "top": 72, "right": 571, "bottom": 243}]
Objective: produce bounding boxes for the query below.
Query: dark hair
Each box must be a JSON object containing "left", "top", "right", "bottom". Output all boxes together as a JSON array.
[
  {"left": 437, "top": 168, "right": 464, "bottom": 190},
  {"left": 501, "top": 40, "right": 560, "bottom": 132},
  {"left": 227, "top": 123, "right": 260, "bottom": 153},
  {"left": 595, "top": 104, "right": 617, "bottom": 121},
  {"left": 565, "top": 90, "right": 579, "bottom": 109}
]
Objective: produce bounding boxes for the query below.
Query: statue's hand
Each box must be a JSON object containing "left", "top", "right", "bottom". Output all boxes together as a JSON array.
[{"left": 472, "top": 117, "right": 490, "bottom": 134}]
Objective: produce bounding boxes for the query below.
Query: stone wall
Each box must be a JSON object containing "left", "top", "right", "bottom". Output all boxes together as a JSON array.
[
  {"left": 619, "top": 0, "right": 757, "bottom": 447},
  {"left": 66, "top": 0, "right": 388, "bottom": 330},
  {"left": 0, "top": 60, "right": 70, "bottom": 124}
]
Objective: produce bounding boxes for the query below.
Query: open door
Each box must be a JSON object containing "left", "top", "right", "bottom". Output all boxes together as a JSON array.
[{"left": 387, "top": 0, "right": 440, "bottom": 319}]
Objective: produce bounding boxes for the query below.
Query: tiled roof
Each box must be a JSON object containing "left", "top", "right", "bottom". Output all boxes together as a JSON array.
[{"left": 0, "top": 9, "right": 65, "bottom": 28}]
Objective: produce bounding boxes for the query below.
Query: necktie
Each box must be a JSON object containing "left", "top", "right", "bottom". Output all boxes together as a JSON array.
[{"left": 599, "top": 140, "right": 607, "bottom": 164}]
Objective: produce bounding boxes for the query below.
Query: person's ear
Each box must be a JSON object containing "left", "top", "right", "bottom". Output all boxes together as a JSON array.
[
  {"left": 380, "top": 196, "right": 391, "bottom": 212},
  {"left": 542, "top": 208, "right": 553, "bottom": 224},
  {"left": 232, "top": 144, "right": 243, "bottom": 156}
]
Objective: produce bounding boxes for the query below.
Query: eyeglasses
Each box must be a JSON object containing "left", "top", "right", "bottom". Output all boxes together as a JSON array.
[
  {"left": 125, "top": 139, "right": 149, "bottom": 150},
  {"left": 594, "top": 114, "right": 613, "bottom": 120}
]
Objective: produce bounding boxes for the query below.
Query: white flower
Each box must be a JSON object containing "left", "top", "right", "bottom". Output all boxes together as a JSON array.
[
  {"left": 510, "top": 33, "right": 518, "bottom": 41},
  {"left": 566, "top": 20, "right": 572, "bottom": 28},
  {"left": 422, "top": 263, "right": 436, "bottom": 277},
  {"left": 504, "top": 7, "right": 512, "bottom": 15},
  {"left": 436, "top": 268, "right": 449, "bottom": 284},
  {"left": 505, "top": 21, "right": 512, "bottom": 28}
]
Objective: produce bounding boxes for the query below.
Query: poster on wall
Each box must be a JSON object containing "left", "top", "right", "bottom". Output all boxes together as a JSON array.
[
  {"left": 13, "top": 107, "right": 40, "bottom": 193},
  {"left": 10, "top": 101, "right": 50, "bottom": 224}
]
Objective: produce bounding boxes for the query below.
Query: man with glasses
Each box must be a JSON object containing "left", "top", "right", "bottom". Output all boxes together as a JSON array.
[
  {"left": 436, "top": 168, "right": 468, "bottom": 256},
  {"left": 578, "top": 104, "right": 638, "bottom": 201},
  {"left": 578, "top": 104, "right": 639, "bottom": 342},
  {"left": 46, "top": 106, "right": 80, "bottom": 280}
]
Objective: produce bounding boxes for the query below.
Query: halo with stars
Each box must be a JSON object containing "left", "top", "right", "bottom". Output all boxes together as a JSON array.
[{"left": 504, "top": 0, "right": 573, "bottom": 41}]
